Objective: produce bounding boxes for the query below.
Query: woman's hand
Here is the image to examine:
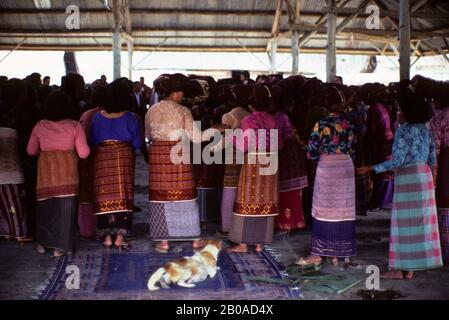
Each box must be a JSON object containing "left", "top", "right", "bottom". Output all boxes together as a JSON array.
[
  {"left": 356, "top": 166, "right": 372, "bottom": 176},
  {"left": 211, "top": 123, "right": 230, "bottom": 133}
]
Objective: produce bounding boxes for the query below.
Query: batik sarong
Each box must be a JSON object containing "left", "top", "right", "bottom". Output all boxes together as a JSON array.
[
  {"left": 276, "top": 140, "right": 307, "bottom": 230},
  {"left": 93, "top": 141, "right": 134, "bottom": 214},
  {"left": 229, "top": 153, "right": 279, "bottom": 244},
  {"left": 148, "top": 141, "right": 200, "bottom": 241},
  {"left": 35, "top": 150, "right": 79, "bottom": 253},
  {"left": 311, "top": 154, "right": 356, "bottom": 257},
  {"left": 0, "top": 127, "right": 28, "bottom": 240}
]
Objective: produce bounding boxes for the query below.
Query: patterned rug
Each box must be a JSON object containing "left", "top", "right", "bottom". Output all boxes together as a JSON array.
[{"left": 38, "top": 242, "right": 300, "bottom": 300}]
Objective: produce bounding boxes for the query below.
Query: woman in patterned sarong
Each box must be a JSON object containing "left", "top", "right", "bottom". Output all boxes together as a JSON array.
[
  {"left": 297, "top": 85, "right": 357, "bottom": 267},
  {"left": 27, "top": 90, "right": 90, "bottom": 257},
  {"left": 145, "top": 74, "right": 222, "bottom": 253},
  {"left": 219, "top": 85, "right": 251, "bottom": 234},
  {"left": 227, "top": 85, "right": 282, "bottom": 253},
  {"left": 358, "top": 82, "right": 443, "bottom": 279},
  {"left": 0, "top": 78, "right": 33, "bottom": 242},
  {"left": 90, "top": 79, "right": 143, "bottom": 250}
]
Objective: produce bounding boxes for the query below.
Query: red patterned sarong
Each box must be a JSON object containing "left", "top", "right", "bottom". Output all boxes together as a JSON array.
[
  {"left": 233, "top": 153, "right": 279, "bottom": 217},
  {"left": 93, "top": 141, "right": 134, "bottom": 214},
  {"left": 148, "top": 141, "right": 197, "bottom": 201}
]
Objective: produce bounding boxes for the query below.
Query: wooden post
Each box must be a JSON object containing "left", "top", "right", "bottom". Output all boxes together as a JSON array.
[
  {"left": 326, "top": 0, "right": 337, "bottom": 83},
  {"left": 63, "top": 51, "right": 79, "bottom": 74},
  {"left": 291, "top": 30, "right": 299, "bottom": 74},
  {"left": 112, "top": 0, "right": 123, "bottom": 80},
  {"left": 399, "top": 0, "right": 411, "bottom": 81},
  {"left": 291, "top": 0, "right": 301, "bottom": 74},
  {"left": 270, "top": 42, "right": 277, "bottom": 74},
  {"left": 127, "top": 39, "right": 133, "bottom": 80},
  {"left": 113, "top": 25, "right": 121, "bottom": 79}
]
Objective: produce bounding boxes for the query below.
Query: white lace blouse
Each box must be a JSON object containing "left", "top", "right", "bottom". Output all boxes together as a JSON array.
[{"left": 145, "top": 99, "right": 202, "bottom": 143}]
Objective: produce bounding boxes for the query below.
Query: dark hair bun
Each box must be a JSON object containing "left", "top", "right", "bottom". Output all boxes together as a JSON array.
[
  {"left": 398, "top": 80, "right": 433, "bottom": 124},
  {"left": 248, "top": 85, "right": 274, "bottom": 111},
  {"left": 153, "top": 73, "right": 189, "bottom": 99}
]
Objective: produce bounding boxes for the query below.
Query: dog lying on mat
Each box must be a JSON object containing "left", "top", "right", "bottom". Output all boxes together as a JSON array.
[{"left": 147, "top": 239, "right": 222, "bottom": 290}]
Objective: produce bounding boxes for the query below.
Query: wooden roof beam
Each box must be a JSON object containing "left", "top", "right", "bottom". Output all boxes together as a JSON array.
[
  {"left": 297, "top": 0, "right": 351, "bottom": 48},
  {"left": 0, "top": 43, "right": 404, "bottom": 55},
  {"left": 411, "top": 0, "right": 429, "bottom": 13},
  {"left": 335, "top": 0, "right": 371, "bottom": 33}
]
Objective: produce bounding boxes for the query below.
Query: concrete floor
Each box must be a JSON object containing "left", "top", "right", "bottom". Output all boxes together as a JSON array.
[{"left": 1, "top": 154, "right": 448, "bottom": 300}]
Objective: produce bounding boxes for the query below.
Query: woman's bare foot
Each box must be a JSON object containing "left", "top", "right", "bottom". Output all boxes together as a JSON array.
[
  {"left": 227, "top": 244, "right": 248, "bottom": 253},
  {"left": 103, "top": 234, "right": 113, "bottom": 247},
  {"left": 193, "top": 239, "right": 205, "bottom": 250},
  {"left": 18, "top": 236, "right": 33, "bottom": 243},
  {"left": 404, "top": 271, "right": 414, "bottom": 280},
  {"left": 115, "top": 233, "right": 130, "bottom": 250},
  {"left": 295, "top": 255, "right": 322, "bottom": 266},
  {"left": 35, "top": 244, "right": 46, "bottom": 254},
  {"left": 331, "top": 257, "right": 339, "bottom": 267},
  {"left": 53, "top": 249, "right": 65, "bottom": 257},
  {"left": 381, "top": 269, "right": 404, "bottom": 280},
  {"left": 152, "top": 240, "right": 169, "bottom": 253},
  {"left": 255, "top": 244, "right": 263, "bottom": 253}
]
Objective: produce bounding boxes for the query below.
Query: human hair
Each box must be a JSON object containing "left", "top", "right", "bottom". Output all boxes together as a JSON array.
[
  {"left": 153, "top": 73, "right": 188, "bottom": 100},
  {"left": 322, "top": 85, "right": 345, "bottom": 113},
  {"left": 398, "top": 81, "right": 433, "bottom": 124},
  {"left": 2, "top": 78, "right": 27, "bottom": 106},
  {"left": 241, "top": 71, "right": 250, "bottom": 79},
  {"left": 42, "top": 90, "right": 75, "bottom": 121},
  {"left": 103, "top": 78, "right": 133, "bottom": 113},
  {"left": 248, "top": 85, "right": 273, "bottom": 111},
  {"left": 91, "top": 85, "right": 107, "bottom": 109}
]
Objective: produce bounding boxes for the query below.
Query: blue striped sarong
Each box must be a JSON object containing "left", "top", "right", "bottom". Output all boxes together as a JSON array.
[{"left": 389, "top": 163, "right": 443, "bottom": 271}]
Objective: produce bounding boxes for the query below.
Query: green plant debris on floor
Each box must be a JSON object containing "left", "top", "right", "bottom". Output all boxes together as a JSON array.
[{"left": 246, "top": 264, "right": 366, "bottom": 295}]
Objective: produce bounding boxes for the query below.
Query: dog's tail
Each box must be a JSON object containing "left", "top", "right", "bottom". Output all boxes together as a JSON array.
[{"left": 147, "top": 267, "right": 165, "bottom": 291}]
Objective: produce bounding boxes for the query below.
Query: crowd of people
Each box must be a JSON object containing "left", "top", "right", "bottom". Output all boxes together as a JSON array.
[{"left": 0, "top": 70, "right": 448, "bottom": 280}]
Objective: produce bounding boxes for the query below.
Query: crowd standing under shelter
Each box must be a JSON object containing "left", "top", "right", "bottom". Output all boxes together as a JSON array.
[{"left": 0, "top": 70, "right": 448, "bottom": 280}]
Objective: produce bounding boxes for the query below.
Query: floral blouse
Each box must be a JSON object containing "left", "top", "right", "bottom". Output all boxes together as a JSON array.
[
  {"left": 307, "top": 112, "right": 356, "bottom": 161},
  {"left": 373, "top": 123, "right": 436, "bottom": 173}
]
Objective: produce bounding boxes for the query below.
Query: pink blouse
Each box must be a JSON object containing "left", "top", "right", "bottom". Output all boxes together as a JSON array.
[
  {"left": 26, "top": 119, "right": 90, "bottom": 159},
  {"left": 233, "top": 111, "right": 282, "bottom": 153},
  {"left": 79, "top": 106, "right": 102, "bottom": 139}
]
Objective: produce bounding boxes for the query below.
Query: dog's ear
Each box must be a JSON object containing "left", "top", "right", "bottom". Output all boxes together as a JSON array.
[{"left": 213, "top": 239, "right": 223, "bottom": 250}]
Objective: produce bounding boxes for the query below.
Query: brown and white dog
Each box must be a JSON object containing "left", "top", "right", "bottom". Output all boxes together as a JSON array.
[{"left": 147, "top": 239, "right": 222, "bottom": 290}]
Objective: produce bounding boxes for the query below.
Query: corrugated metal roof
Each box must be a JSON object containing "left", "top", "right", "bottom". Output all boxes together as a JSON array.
[{"left": 0, "top": 0, "right": 448, "bottom": 56}]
